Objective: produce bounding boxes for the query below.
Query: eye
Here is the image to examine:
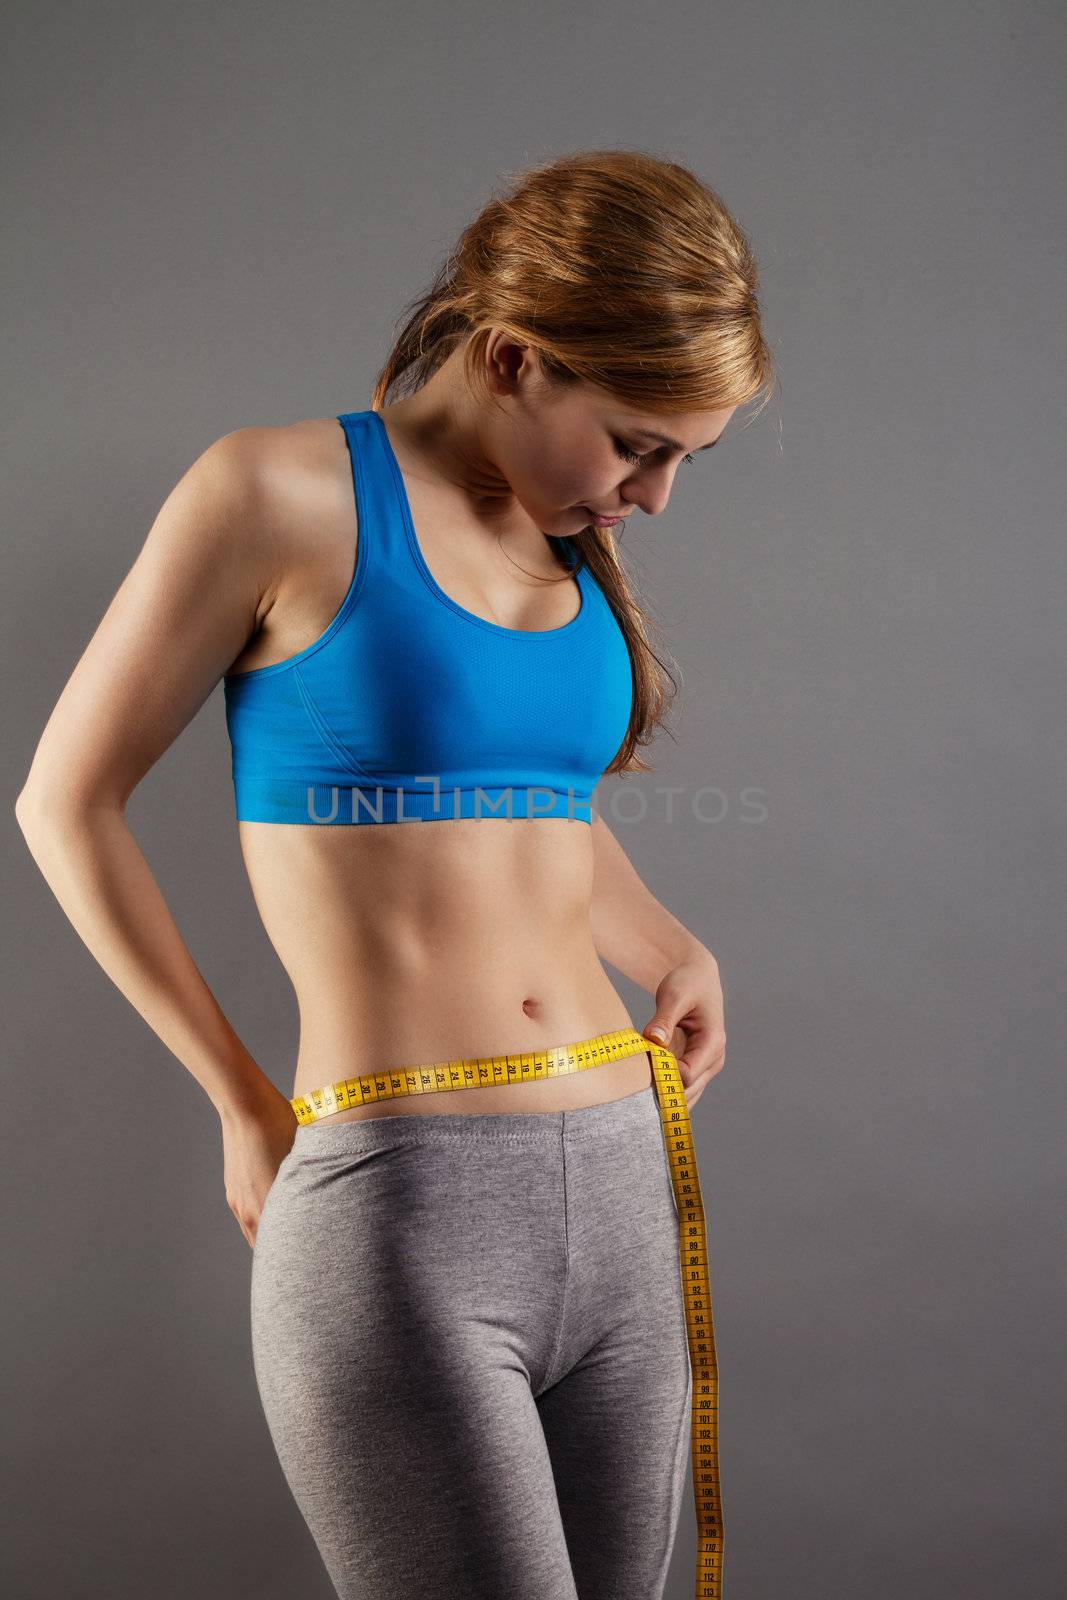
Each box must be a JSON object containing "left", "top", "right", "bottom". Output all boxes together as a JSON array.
[{"left": 612, "top": 438, "right": 698, "bottom": 467}]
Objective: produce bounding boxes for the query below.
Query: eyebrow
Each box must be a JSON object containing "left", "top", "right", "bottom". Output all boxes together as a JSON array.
[{"left": 630, "top": 427, "right": 720, "bottom": 451}]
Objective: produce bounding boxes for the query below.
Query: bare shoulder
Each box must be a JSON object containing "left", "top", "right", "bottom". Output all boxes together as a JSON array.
[
  {"left": 239, "top": 413, "right": 349, "bottom": 479},
  {"left": 220, "top": 414, "right": 359, "bottom": 675},
  {"left": 218, "top": 414, "right": 352, "bottom": 546},
  {"left": 15, "top": 413, "right": 358, "bottom": 815}
]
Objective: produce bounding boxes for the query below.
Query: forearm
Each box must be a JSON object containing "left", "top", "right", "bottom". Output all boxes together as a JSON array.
[
  {"left": 589, "top": 816, "right": 712, "bottom": 994},
  {"left": 16, "top": 797, "right": 271, "bottom": 1122}
]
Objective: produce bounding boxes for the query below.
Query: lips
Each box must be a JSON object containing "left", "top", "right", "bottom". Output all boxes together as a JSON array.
[{"left": 582, "top": 506, "right": 625, "bottom": 526}]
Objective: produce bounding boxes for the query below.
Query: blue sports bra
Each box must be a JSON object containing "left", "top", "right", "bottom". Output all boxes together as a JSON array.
[{"left": 222, "top": 409, "right": 634, "bottom": 825}]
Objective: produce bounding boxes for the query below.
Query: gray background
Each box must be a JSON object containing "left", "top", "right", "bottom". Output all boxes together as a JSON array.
[{"left": 3, "top": 3, "right": 1064, "bottom": 1597}]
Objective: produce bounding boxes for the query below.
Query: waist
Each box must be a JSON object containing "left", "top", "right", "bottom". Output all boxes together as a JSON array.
[{"left": 292, "top": 1026, "right": 657, "bottom": 1124}]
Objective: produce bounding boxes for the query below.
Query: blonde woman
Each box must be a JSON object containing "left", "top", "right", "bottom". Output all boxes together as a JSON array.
[{"left": 17, "top": 148, "right": 773, "bottom": 1599}]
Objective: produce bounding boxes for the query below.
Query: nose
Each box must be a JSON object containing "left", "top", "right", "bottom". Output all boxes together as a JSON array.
[{"left": 624, "top": 463, "right": 679, "bottom": 517}]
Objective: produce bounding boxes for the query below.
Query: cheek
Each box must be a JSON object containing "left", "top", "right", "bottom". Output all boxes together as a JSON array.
[
  {"left": 543, "top": 454, "right": 608, "bottom": 509},
  {"left": 517, "top": 427, "right": 610, "bottom": 510},
  {"left": 521, "top": 454, "right": 587, "bottom": 511}
]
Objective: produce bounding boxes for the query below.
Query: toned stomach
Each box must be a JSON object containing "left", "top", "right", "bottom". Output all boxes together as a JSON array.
[{"left": 237, "top": 814, "right": 653, "bottom": 1123}]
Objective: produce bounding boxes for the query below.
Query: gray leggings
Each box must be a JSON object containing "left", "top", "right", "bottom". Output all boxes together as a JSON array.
[{"left": 250, "top": 1080, "right": 692, "bottom": 1599}]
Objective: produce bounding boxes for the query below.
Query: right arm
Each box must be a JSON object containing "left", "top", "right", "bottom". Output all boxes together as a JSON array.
[{"left": 15, "top": 427, "right": 295, "bottom": 1243}]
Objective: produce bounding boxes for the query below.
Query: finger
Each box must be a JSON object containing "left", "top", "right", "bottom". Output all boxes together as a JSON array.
[
  {"left": 676, "top": 1049, "right": 717, "bottom": 1086},
  {"left": 684, "top": 1057, "right": 725, "bottom": 1099},
  {"left": 644, "top": 1014, "right": 696, "bottom": 1055},
  {"left": 685, "top": 1067, "right": 718, "bottom": 1107}
]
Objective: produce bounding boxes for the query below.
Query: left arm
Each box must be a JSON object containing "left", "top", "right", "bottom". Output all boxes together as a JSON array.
[{"left": 589, "top": 814, "right": 727, "bottom": 1111}]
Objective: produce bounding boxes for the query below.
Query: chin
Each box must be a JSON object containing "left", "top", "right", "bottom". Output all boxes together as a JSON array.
[{"left": 539, "top": 510, "right": 583, "bottom": 536}]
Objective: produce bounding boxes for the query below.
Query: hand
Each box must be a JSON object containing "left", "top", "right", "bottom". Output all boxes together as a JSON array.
[
  {"left": 219, "top": 1082, "right": 298, "bottom": 1249},
  {"left": 642, "top": 947, "right": 726, "bottom": 1114}
]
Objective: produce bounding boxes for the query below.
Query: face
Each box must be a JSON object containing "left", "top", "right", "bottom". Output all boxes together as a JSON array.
[{"left": 484, "top": 335, "right": 737, "bottom": 536}]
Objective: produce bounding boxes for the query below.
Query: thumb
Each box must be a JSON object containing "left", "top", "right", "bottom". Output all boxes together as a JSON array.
[{"left": 643, "top": 1016, "right": 690, "bottom": 1082}]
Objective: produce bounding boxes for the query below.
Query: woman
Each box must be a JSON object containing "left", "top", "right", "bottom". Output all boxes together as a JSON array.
[{"left": 16, "top": 149, "right": 773, "bottom": 1600}]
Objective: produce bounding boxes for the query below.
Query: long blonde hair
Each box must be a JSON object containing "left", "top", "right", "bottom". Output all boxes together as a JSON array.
[{"left": 371, "top": 147, "right": 776, "bottom": 775}]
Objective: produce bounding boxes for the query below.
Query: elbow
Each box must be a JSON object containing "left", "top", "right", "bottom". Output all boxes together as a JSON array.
[
  {"left": 15, "top": 778, "right": 118, "bottom": 840},
  {"left": 14, "top": 782, "right": 42, "bottom": 835},
  {"left": 15, "top": 782, "right": 60, "bottom": 846},
  {"left": 15, "top": 787, "right": 54, "bottom": 867}
]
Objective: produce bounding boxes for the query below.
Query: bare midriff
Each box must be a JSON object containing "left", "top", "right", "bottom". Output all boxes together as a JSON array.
[{"left": 236, "top": 813, "right": 653, "bottom": 1124}]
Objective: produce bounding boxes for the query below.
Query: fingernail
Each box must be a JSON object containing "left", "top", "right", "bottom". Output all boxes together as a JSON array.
[{"left": 647, "top": 1025, "right": 667, "bottom": 1041}]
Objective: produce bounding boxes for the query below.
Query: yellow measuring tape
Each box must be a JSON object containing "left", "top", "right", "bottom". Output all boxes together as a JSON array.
[{"left": 291, "top": 1025, "right": 724, "bottom": 1599}]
